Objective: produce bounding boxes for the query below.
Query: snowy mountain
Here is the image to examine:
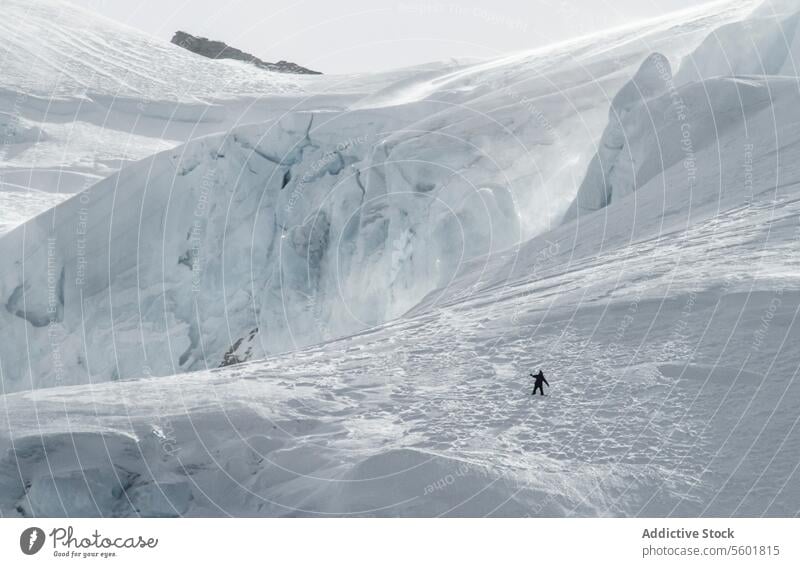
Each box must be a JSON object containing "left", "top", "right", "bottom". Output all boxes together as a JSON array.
[
  {"left": 0, "top": 0, "right": 752, "bottom": 392},
  {"left": 1, "top": 0, "right": 799, "bottom": 517},
  {"left": 0, "top": 0, "right": 456, "bottom": 233}
]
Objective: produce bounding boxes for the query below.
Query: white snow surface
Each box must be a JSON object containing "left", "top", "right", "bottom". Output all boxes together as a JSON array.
[
  {"left": 0, "top": 0, "right": 465, "bottom": 232},
  {"left": 1, "top": 0, "right": 800, "bottom": 517},
  {"left": 0, "top": 0, "right": 755, "bottom": 392}
]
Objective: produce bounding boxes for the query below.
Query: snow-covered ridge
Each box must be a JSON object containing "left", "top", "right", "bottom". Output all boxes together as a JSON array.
[
  {"left": 4, "top": 91, "right": 800, "bottom": 514},
  {"left": 567, "top": 0, "right": 800, "bottom": 218},
  {"left": 676, "top": 3, "right": 800, "bottom": 82},
  {"left": 3, "top": 0, "right": 800, "bottom": 519},
  {"left": 0, "top": 0, "right": 469, "bottom": 233},
  {"left": 0, "top": 0, "right": 306, "bottom": 100},
  {"left": 0, "top": 0, "right": 753, "bottom": 393}
]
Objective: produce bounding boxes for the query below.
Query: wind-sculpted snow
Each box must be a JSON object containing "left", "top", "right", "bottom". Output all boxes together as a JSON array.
[
  {"left": 0, "top": 0, "right": 753, "bottom": 393},
  {"left": 2, "top": 181, "right": 800, "bottom": 515},
  {"left": 0, "top": 99, "right": 570, "bottom": 391},
  {"left": 567, "top": 74, "right": 800, "bottom": 218},
  {"left": 0, "top": 111, "right": 392, "bottom": 389},
  {"left": 564, "top": 52, "right": 673, "bottom": 219},
  {"left": 0, "top": 0, "right": 305, "bottom": 100},
  {"left": 676, "top": 4, "right": 800, "bottom": 83},
  {"left": 5, "top": 0, "right": 800, "bottom": 518},
  {"left": 0, "top": 0, "right": 465, "bottom": 233},
  {"left": 567, "top": 1, "right": 800, "bottom": 219}
]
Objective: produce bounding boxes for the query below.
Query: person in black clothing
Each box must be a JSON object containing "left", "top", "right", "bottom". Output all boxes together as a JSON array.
[{"left": 530, "top": 370, "right": 549, "bottom": 396}]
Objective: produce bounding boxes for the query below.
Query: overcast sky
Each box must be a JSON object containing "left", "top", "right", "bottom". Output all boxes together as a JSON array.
[{"left": 71, "top": 0, "right": 706, "bottom": 74}]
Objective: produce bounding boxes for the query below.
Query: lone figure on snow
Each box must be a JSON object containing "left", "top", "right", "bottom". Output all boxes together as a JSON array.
[{"left": 530, "top": 370, "right": 549, "bottom": 396}]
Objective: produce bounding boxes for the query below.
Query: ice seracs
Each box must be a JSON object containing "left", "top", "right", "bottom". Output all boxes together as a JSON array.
[
  {"left": 0, "top": 0, "right": 453, "bottom": 234},
  {"left": 0, "top": 0, "right": 742, "bottom": 392},
  {"left": 564, "top": 0, "right": 800, "bottom": 220},
  {"left": 4, "top": 0, "right": 800, "bottom": 518},
  {"left": 675, "top": 6, "right": 800, "bottom": 83},
  {"left": 564, "top": 52, "right": 673, "bottom": 220}
]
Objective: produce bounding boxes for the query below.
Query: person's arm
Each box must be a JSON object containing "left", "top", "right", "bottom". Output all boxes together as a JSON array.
[{"left": 543, "top": 378, "right": 549, "bottom": 386}]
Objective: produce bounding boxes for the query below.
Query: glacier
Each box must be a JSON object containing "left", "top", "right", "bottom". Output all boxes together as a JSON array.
[
  {"left": 1, "top": 0, "right": 800, "bottom": 517},
  {"left": 0, "top": 0, "right": 456, "bottom": 232},
  {"left": 0, "top": 0, "right": 753, "bottom": 391}
]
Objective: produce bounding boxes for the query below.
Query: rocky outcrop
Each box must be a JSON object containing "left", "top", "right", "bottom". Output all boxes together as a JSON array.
[{"left": 171, "top": 31, "right": 321, "bottom": 75}]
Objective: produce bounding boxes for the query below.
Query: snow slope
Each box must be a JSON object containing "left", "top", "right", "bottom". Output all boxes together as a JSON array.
[
  {"left": 3, "top": 111, "right": 799, "bottom": 515},
  {"left": 0, "top": 0, "right": 755, "bottom": 393},
  {"left": 0, "top": 0, "right": 465, "bottom": 233},
  {"left": 2, "top": 0, "right": 800, "bottom": 517},
  {"left": 569, "top": 0, "right": 800, "bottom": 217}
]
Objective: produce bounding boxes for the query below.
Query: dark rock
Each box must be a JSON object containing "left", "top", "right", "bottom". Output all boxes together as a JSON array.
[{"left": 171, "top": 31, "right": 321, "bottom": 75}]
